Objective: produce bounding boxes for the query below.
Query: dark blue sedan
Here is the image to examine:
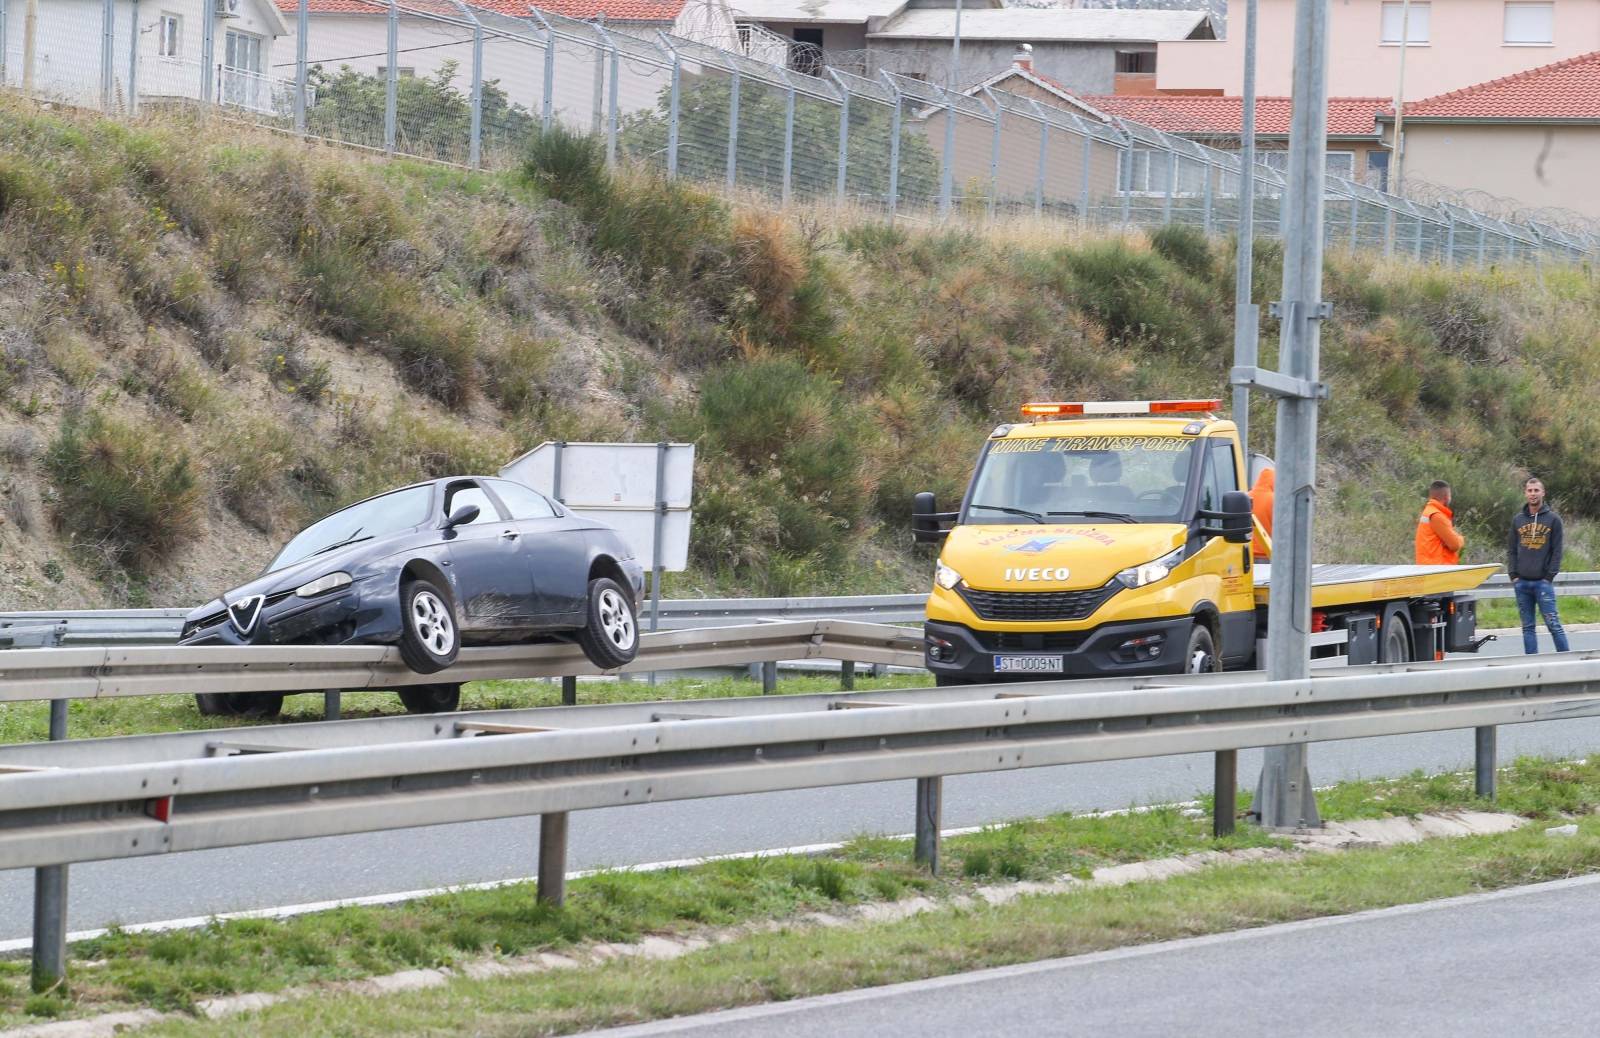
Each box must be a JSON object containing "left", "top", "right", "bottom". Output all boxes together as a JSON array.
[{"left": 180, "top": 476, "right": 644, "bottom": 717}]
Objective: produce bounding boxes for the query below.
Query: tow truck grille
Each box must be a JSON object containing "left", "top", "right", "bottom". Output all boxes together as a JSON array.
[{"left": 956, "top": 584, "right": 1120, "bottom": 622}]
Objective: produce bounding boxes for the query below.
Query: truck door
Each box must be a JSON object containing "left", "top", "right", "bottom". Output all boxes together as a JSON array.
[{"left": 1199, "top": 439, "right": 1258, "bottom": 652}]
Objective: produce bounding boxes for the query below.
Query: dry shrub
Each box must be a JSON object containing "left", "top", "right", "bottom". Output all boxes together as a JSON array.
[{"left": 733, "top": 210, "right": 806, "bottom": 330}]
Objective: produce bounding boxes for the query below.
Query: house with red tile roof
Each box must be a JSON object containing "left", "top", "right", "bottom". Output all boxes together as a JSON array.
[{"left": 1379, "top": 51, "right": 1600, "bottom": 218}]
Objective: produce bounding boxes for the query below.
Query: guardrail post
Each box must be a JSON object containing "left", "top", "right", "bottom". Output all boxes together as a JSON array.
[
  {"left": 537, "top": 812, "right": 569, "bottom": 906},
  {"left": 1475, "top": 726, "right": 1497, "bottom": 800},
  {"left": 561, "top": 675, "right": 576, "bottom": 706},
  {"left": 914, "top": 776, "right": 942, "bottom": 874},
  {"left": 761, "top": 660, "right": 776, "bottom": 695},
  {"left": 323, "top": 690, "right": 341, "bottom": 720},
  {"left": 1213, "top": 749, "right": 1236, "bottom": 837},
  {"left": 32, "top": 698, "right": 69, "bottom": 993},
  {"left": 840, "top": 660, "right": 855, "bottom": 690}
]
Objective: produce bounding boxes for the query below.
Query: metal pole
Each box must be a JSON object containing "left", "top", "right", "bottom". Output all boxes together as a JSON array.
[
  {"left": 1214, "top": 748, "right": 1237, "bottom": 837},
  {"left": 100, "top": 0, "right": 114, "bottom": 111},
  {"left": 649, "top": 442, "right": 667, "bottom": 636},
  {"left": 1079, "top": 123, "right": 1093, "bottom": 225},
  {"left": 1444, "top": 211, "right": 1456, "bottom": 265},
  {"left": 840, "top": 660, "right": 855, "bottom": 690},
  {"left": 323, "top": 690, "right": 341, "bottom": 720},
  {"left": 883, "top": 72, "right": 902, "bottom": 221},
  {"left": 294, "top": 0, "right": 308, "bottom": 133},
  {"left": 761, "top": 660, "right": 776, "bottom": 694},
  {"left": 726, "top": 70, "right": 740, "bottom": 189},
  {"left": 1475, "top": 726, "right": 1497, "bottom": 799},
  {"left": 1163, "top": 150, "right": 1176, "bottom": 224},
  {"left": 831, "top": 70, "right": 849, "bottom": 204},
  {"left": 561, "top": 675, "right": 576, "bottom": 706},
  {"left": 1119, "top": 144, "right": 1132, "bottom": 228},
  {"left": 534, "top": 12, "right": 554, "bottom": 132},
  {"left": 0, "top": 0, "right": 8, "bottom": 87},
  {"left": 1202, "top": 159, "right": 1214, "bottom": 234},
  {"left": 536, "top": 812, "right": 568, "bottom": 906},
  {"left": 31, "top": 699, "right": 69, "bottom": 993},
  {"left": 939, "top": 94, "right": 955, "bottom": 218},
  {"left": 914, "top": 776, "right": 942, "bottom": 874},
  {"left": 1391, "top": 0, "right": 1411, "bottom": 198},
  {"left": 126, "top": 0, "right": 139, "bottom": 116},
  {"left": 551, "top": 440, "right": 565, "bottom": 503},
  {"left": 384, "top": 0, "right": 398, "bottom": 153},
  {"left": 1033, "top": 110, "right": 1047, "bottom": 216},
  {"left": 199, "top": 0, "right": 213, "bottom": 106},
  {"left": 590, "top": 16, "right": 604, "bottom": 133},
  {"left": 949, "top": 0, "right": 961, "bottom": 88},
  {"left": 469, "top": 19, "right": 485, "bottom": 169},
  {"left": 21, "top": 0, "right": 36, "bottom": 99},
  {"left": 781, "top": 70, "right": 796, "bottom": 205},
  {"left": 1348, "top": 194, "right": 1360, "bottom": 253},
  {"left": 657, "top": 32, "right": 680, "bottom": 179},
  {"left": 1232, "top": 0, "right": 1259, "bottom": 454},
  {"left": 982, "top": 86, "right": 1000, "bottom": 220},
  {"left": 1256, "top": 0, "right": 1329, "bottom": 831},
  {"left": 606, "top": 39, "right": 619, "bottom": 168}
]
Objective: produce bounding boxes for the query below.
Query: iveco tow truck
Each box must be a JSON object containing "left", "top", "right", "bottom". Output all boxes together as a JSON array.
[{"left": 911, "top": 399, "right": 1498, "bottom": 684}]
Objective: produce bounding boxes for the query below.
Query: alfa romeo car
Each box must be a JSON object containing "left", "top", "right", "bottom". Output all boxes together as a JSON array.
[{"left": 180, "top": 476, "right": 645, "bottom": 718}]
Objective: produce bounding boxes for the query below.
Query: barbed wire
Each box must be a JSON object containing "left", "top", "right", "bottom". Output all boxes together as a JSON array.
[{"left": 1402, "top": 178, "right": 1600, "bottom": 238}]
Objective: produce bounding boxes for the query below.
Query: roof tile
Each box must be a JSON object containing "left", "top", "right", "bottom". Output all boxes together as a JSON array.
[
  {"left": 275, "top": 0, "right": 684, "bottom": 19},
  {"left": 1079, "top": 94, "right": 1388, "bottom": 137},
  {"left": 1400, "top": 50, "right": 1600, "bottom": 120}
]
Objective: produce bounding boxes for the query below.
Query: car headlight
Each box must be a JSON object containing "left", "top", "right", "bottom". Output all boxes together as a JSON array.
[
  {"left": 935, "top": 562, "right": 963, "bottom": 590},
  {"left": 1116, "top": 547, "right": 1185, "bottom": 589},
  {"left": 295, "top": 571, "right": 353, "bottom": 598}
]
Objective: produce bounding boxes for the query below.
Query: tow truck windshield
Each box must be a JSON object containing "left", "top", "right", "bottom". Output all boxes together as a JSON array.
[{"left": 963, "top": 436, "right": 1197, "bottom": 525}]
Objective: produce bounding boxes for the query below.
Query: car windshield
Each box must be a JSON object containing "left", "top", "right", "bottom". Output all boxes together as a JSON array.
[
  {"left": 964, "top": 435, "right": 1197, "bottom": 525},
  {"left": 269, "top": 485, "right": 434, "bottom": 572}
]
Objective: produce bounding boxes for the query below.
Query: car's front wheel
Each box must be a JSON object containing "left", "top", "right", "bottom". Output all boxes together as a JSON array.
[
  {"left": 398, "top": 683, "right": 462, "bottom": 714},
  {"left": 577, "top": 577, "right": 638, "bottom": 670},
  {"left": 398, "top": 579, "right": 460, "bottom": 674},
  {"left": 194, "top": 692, "right": 285, "bottom": 719}
]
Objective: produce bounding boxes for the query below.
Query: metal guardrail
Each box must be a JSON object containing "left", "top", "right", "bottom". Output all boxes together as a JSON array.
[
  {"left": 2, "top": 572, "right": 1597, "bottom": 649},
  {"left": 4, "top": 649, "right": 1600, "bottom": 989},
  {"left": 0, "top": 620, "right": 924, "bottom": 705}
]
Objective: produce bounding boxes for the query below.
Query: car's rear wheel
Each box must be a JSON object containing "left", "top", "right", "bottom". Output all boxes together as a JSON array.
[
  {"left": 194, "top": 692, "right": 285, "bottom": 719},
  {"left": 399, "top": 579, "right": 459, "bottom": 674},
  {"left": 398, "top": 683, "right": 462, "bottom": 714},
  {"left": 577, "top": 578, "right": 638, "bottom": 670}
]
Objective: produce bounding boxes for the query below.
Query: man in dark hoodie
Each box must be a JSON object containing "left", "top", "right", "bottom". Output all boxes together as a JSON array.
[{"left": 1508, "top": 476, "right": 1569, "bottom": 654}]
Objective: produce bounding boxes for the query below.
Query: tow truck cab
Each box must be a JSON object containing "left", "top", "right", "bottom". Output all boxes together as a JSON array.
[{"left": 913, "top": 399, "right": 1257, "bottom": 684}]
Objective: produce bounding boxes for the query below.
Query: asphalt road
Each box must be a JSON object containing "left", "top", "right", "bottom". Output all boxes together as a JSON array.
[
  {"left": 0, "top": 628, "right": 1595, "bottom": 941},
  {"left": 588, "top": 873, "right": 1600, "bottom": 1037}
]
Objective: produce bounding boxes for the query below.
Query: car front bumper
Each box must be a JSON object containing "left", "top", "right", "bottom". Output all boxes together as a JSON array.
[{"left": 922, "top": 615, "right": 1194, "bottom": 681}]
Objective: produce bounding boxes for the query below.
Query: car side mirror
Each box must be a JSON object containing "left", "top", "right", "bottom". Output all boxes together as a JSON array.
[
  {"left": 912, "top": 492, "right": 957, "bottom": 546},
  {"left": 1196, "top": 491, "right": 1253, "bottom": 543},
  {"left": 445, "top": 504, "right": 480, "bottom": 529}
]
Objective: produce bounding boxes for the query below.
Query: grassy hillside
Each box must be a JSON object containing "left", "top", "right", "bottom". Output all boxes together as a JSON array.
[{"left": 1, "top": 98, "right": 1598, "bottom": 609}]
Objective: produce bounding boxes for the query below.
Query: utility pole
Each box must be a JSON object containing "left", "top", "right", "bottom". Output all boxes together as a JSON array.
[
  {"left": 1231, "top": 0, "right": 1259, "bottom": 455},
  {"left": 22, "top": 0, "right": 36, "bottom": 98},
  {"left": 1391, "top": 0, "right": 1411, "bottom": 196},
  {"left": 1233, "top": 0, "right": 1329, "bottom": 830}
]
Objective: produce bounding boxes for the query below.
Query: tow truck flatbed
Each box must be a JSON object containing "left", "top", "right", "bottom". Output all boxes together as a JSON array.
[{"left": 1254, "top": 563, "right": 1501, "bottom": 610}]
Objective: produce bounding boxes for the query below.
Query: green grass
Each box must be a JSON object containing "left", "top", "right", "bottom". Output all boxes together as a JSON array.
[
  {"left": 134, "top": 818, "right": 1600, "bottom": 1035},
  {"left": 0, "top": 673, "right": 930, "bottom": 743},
  {"left": 1476, "top": 596, "right": 1600, "bottom": 630},
  {"left": 0, "top": 804, "right": 1276, "bottom": 1026}
]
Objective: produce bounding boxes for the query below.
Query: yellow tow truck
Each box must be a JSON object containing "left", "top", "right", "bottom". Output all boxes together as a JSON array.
[{"left": 911, "top": 399, "right": 1498, "bottom": 685}]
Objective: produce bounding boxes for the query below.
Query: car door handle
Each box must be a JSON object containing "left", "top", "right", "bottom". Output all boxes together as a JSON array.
[{"left": 501, "top": 530, "right": 519, "bottom": 540}]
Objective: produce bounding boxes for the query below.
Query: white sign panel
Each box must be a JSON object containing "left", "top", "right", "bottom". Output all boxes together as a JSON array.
[{"left": 499, "top": 442, "right": 695, "bottom": 572}]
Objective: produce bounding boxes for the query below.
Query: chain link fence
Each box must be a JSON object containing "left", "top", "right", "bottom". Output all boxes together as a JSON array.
[{"left": 1, "top": 0, "right": 1594, "bottom": 266}]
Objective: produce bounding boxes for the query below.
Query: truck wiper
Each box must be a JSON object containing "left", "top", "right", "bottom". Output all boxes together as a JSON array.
[
  {"left": 1047, "top": 510, "right": 1137, "bottom": 524},
  {"left": 968, "top": 503, "right": 1044, "bottom": 524}
]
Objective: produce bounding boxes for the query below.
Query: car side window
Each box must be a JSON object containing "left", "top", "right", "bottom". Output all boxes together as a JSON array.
[
  {"left": 444, "top": 484, "right": 499, "bottom": 525},
  {"left": 488, "top": 479, "right": 558, "bottom": 520},
  {"left": 1210, "top": 441, "right": 1240, "bottom": 497}
]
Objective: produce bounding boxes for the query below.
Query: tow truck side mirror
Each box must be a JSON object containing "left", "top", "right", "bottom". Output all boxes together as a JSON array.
[
  {"left": 912, "top": 492, "right": 957, "bottom": 546},
  {"left": 1220, "top": 491, "right": 1252, "bottom": 544},
  {"left": 1196, "top": 491, "right": 1253, "bottom": 543}
]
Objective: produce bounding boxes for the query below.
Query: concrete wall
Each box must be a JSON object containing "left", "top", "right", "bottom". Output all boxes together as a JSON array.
[
  {"left": 1157, "top": 0, "right": 1600, "bottom": 99},
  {"left": 870, "top": 37, "right": 1125, "bottom": 93},
  {"left": 1400, "top": 122, "right": 1600, "bottom": 219}
]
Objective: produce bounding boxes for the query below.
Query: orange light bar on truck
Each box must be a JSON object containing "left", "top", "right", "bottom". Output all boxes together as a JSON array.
[{"left": 1020, "top": 399, "right": 1222, "bottom": 418}]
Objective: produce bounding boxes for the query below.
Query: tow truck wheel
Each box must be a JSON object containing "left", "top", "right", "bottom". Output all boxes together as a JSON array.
[{"left": 1185, "top": 625, "right": 1221, "bottom": 674}]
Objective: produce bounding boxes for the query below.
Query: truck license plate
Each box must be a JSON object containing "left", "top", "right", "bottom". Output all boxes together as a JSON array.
[{"left": 993, "top": 655, "right": 1065, "bottom": 674}]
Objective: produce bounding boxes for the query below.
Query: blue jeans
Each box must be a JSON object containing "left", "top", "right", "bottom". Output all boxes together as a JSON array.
[{"left": 1514, "top": 578, "right": 1569, "bottom": 654}]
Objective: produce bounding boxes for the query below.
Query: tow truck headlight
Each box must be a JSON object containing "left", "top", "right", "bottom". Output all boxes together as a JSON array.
[
  {"left": 1116, "top": 547, "right": 1185, "bottom": 590},
  {"left": 295, "top": 572, "right": 353, "bottom": 598},
  {"left": 935, "top": 562, "right": 963, "bottom": 590}
]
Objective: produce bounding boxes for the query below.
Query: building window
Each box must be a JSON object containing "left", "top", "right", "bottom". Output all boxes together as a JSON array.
[
  {"left": 1504, "top": 2, "right": 1553, "bottom": 44},
  {"left": 1326, "top": 151, "right": 1355, "bottom": 180},
  {"left": 1366, "top": 151, "right": 1390, "bottom": 191},
  {"left": 158, "top": 13, "right": 181, "bottom": 57},
  {"left": 790, "top": 27, "right": 823, "bottom": 76},
  {"left": 1115, "top": 51, "right": 1156, "bottom": 74},
  {"left": 1380, "top": 2, "right": 1430, "bottom": 44}
]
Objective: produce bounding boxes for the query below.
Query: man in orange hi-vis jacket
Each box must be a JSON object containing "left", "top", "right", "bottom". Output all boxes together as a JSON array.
[
  {"left": 1415, "top": 480, "right": 1465, "bottom": 564},
  {"left": 1249, "top": 468, "right": 1275, "bottom": 559}
]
